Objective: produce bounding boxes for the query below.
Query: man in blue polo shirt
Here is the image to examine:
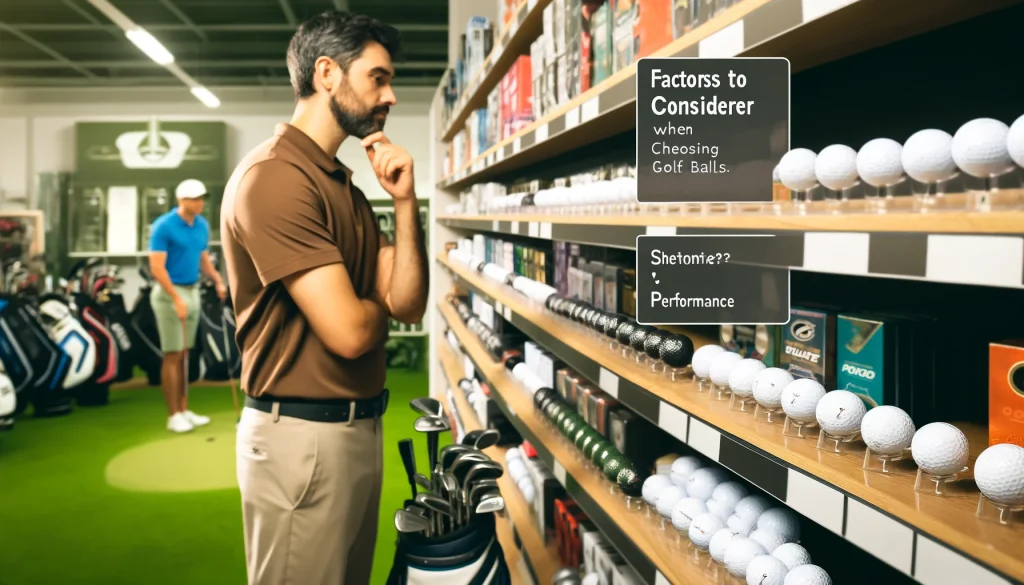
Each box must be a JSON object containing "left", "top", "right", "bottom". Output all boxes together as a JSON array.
[{"left": 148, "top": 179, "right": 228, "bottom": 433}]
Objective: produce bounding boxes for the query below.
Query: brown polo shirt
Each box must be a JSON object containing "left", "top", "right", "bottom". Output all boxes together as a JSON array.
[{"left": 220, "top": 123, "right": 385, "bottom": 401}]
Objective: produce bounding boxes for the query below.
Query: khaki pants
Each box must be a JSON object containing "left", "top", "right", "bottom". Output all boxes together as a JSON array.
[{"left": 236, "top": 405, "right": 384, "bottom": 585}]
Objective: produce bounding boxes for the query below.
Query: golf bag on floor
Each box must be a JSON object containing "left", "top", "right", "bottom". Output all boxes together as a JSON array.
[
  {"left": 71, "top": 292, "right": 119, "bottom": 406},
  {"left": 0, "top": 363, "right": 15, "bottom": 430},
  {"left": 91, "top": 276, "right": 135, "bottom": 383},
  {"left": 0, "top": 294, "right": 72, "bottom": 417},
  {"left": 196, "top": 282, "right": 239, "bottom": 381},
  {"left": 37, "top": 294, "right": 97, "bottom": 391},
  {"left": 387, "top": 511, "right": 511, "bottom": 585}
]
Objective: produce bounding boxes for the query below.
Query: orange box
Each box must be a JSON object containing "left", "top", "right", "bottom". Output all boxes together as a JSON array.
[
  {"left": 990, "top": 340, "right": 1024, "bottom": 447},
  {"left": 634, "top": 0, "right": 674, "bottom": 59}
]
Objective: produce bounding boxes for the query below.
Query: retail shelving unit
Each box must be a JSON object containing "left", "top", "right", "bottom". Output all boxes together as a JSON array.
[{"left": 427, "top": 1, "right": 1024, "bottom": 584}]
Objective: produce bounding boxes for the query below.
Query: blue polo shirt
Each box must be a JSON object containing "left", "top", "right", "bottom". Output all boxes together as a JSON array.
[{"left": 149, "top": 208, "right": 209, "bottom": 285}]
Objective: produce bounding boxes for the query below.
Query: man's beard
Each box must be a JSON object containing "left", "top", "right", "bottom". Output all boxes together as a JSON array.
[{"left": 329, "top": 84, "right": 388, "bottom": 139}]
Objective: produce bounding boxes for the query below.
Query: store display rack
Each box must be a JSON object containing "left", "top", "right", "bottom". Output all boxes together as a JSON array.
[{"left": 437, "top": 337, "right": 563, "bottom": 585}]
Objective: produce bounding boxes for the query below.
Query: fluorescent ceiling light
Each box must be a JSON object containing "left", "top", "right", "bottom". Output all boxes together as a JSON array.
[
  {"left": 126, "top": 27, "right": 174, "bottom": 65},
  {"left": 191, "top": 86, "right": 221, "bottom": 108}
]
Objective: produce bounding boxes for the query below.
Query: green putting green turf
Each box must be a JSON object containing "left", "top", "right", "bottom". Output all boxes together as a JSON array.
[{"left": 0, "top": 369, "right": 448, "bottom": 585}]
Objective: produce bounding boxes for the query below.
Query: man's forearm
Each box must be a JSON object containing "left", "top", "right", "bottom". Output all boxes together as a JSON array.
[
  {"left": 201, "top": 259, "right": 223, "bottom": 285},
  {"left": 386, "top": 199, "right": 428, "bottom": 323},
  {"left": 151, "top": 266, "right": 179, "bottom": 300},
  {"left": 356, "top": 298, "right": 391, "bottom": 353}
]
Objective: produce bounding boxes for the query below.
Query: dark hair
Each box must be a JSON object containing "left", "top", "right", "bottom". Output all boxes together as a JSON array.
[{"left": 287, "top": 11, "right": 401, "bottom": 100}]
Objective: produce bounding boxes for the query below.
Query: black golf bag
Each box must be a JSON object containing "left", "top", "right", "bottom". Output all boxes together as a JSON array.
[
  {"left": 129, "top": 281, "right": 202, "bottom": 386},
  {"left": 72, "top": 292, "right": 119, "bottom": 406},
  {"left": 196, "top": 282, "right": 240, "bottom": 381},
  {"left": 91, "top": 280, "right": 135, "bottom": 383},
  {"left": 0, "top": 293, "right": 72, "bottom": 417},
  {"left": 1, "top": 361, "right": 17, "bottom": 430},
  {"left": 386, "top": 511, "right": 511, "bottom": 585}
]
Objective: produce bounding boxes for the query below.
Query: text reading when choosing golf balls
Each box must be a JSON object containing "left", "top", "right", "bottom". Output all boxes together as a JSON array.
[
  {"left": 636, "top": 235, "right": 790, "bottom": 326},
  {"left": 636, "top": 57, "right": 790, "bottom": 204}
]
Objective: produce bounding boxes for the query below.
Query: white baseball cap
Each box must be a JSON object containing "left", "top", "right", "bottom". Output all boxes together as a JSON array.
[{"left": 175, "top": 179, "right": 208, "bottom": 199}]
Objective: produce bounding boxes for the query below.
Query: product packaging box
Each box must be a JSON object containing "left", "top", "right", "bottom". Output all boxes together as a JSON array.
[
  {"left": 612, "top": 0, "right": 638, "bottom": 72},
  {"left": 603, "top": 264, "right": 622, "bottom": 314},
  {"left": 836, "top": 314, "right": 897, "bottom": 409},
  {"left": 590, "top": 1, "right": 614, "bottom": 84},
  {"left": 990, "top": 340, "right": 1024, "bottom": 447},
  {"left": 580, "top": 0, "right": 605, "bottom": 94},
  {"left": 634, "top": 0, "right": 673, "bottom": 59},
  {"left": 465, "top": 17, "right": 493, "bottom": 85},
  {"left": 589, "top": 260, "right": 606, "bottom": 310},
  {"left": 487, "top": 87, "right": 501, "bottom": 149},
  {"left": 530, "top": 39, "right": 546, "bottom": 120},
  {"left": 672, "top": 0, "right": 707, "bottom": 39},
  {"left": 781, "top": 306, "right": 836, "bottom": 388},
  {"left": 554, "top": 0, "right": 570, "bottom": 55},
  {"left": 720, "top": 325, "right": 781, "bottom": 366},
  {"left": 621, "top": 268, "right": 637, "bottom": 317}
]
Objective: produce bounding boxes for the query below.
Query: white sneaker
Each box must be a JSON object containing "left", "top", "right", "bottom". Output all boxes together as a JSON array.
[
  {"left": 168, "top": 412, "right": 194, "bottom": 433},
  {"left": 184, "top": 410, "right": 211, "bottom": 427}
]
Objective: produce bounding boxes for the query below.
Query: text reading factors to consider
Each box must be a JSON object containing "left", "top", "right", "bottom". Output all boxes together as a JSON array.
[
  {"left": 636, "top": 57, "right": 790, "bottom": 204},
  {"left": 636, "top": 235, "right": 790, "bottom": 325}
]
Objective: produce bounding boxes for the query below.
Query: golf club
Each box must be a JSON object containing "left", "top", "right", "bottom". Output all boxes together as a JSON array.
[
  {"left": 461, "top": 462, "right": 504, "bottom": 524},
  {"left": 410, "top": 396, "right": 443, "bottom": 418},
  {"left": 467, "top": 486, "right": 502, "bottom": 524},
  {"left": 413, "top": 473, "right": 432, "bottom": 493},
  {"left": 439, "top": 444, "right": 474, "bottom": 472},
  {"left": 394, "top": 509, "right": 431, "bottom": 536},
  {"left": 474, "top": 495, "right": 505, "bottom": 515},
  {"left": 413, "top": 415, "right": 449, "bottom": 484},
  {"left": 415, "top": 493, "right": 453, "bottom": 537},
  {"left": 398, "top": 438, "right": 417, "bottom": 500},
  {"left": 461, "top": 429, "right": 485, "bottom": 447},
  {"left": 471, "top": 429, "right": 500, "bottom": 450}
]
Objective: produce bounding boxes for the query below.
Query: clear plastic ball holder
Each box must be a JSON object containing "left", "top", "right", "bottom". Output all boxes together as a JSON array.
[
  {"left": 862, "top": 448, "right": 909, "bottom": 474},
  {"left": 914, "top": 466, "right": 969, "bottom": 496},
  {"left": 728, "top": 393, "right": 758, "bottom": 413},
  {"left": 712, "top": 383, "right": 732, "bottom": 402},
  {"left": 782, "top": 416, "right": 817, "bottom": 438},
  {"left": 816, "top": 429, "right": 860, "bottom": 453},
  {"left": 753, "top": 403, "right": 785, "bottom": 424},
  {"left": 911, "top": 175, "right": 960, "bottom": 213},
  {"left": 965, "top": 171, "right": 1022, "bottom": 212},
  {"left": 664, "top": 365, "right": 691, "bottom": 383},
  {"left": 975, "top": 494, "right": 1024, "bottom": 526},
  {"left": 695, "top": 374, "right": 714, "bottom": 392},
  {"left": 864, "top": 179, "right": 902, "bottom": 214}
]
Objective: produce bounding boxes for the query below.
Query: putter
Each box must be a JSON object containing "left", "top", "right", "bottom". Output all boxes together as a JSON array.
[
  {"left": 394, "top": 509, "right": 431, "bottom": 536},
  {"left": 398, "top": 439, "right": 418, "bottom": 499},
  {"left": 180, "top": 318, "right": 189, "bottom": 407},
  {"left": 413, "top": 415, "right": 449, "bottom": 484}
]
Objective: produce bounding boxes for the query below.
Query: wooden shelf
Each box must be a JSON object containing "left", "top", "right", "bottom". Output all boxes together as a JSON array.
[
  {"left": 438, "top": 338, "right": 563, "bottom": 585},
  {"left": 440, "top": 302, "right": 720, "bottom": 585},
  {"left": 440, "top": 0, "right": 552, "bottom": 143},
  {"left": 437, "top": 0, "right": 1019, "bottom": 189},
  {"left": 438, "top": 254, "right": 1024, "bottom": 584}
]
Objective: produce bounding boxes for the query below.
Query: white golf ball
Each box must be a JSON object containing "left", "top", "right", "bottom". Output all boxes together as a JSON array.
[
  {"left": 505, "top": 448, "right": 522, "bottom": 462},
  {"left": 772, "top": 543, "right": 812, "bottom": 571},
  {"left": 688, "top": 513, "right": 726, "bottom": 550},
  {"left": 911, "top": 422, "right": 970, "bottom": 476},
  {"left": 671, "top": 497, "right": 709, "bottom": 533},
  {"left": 750, "top": 528, "right": 788, "bottom": 553},
  {"left": 692, "top": 345, "right": 726, "bottom": 379},
  {"left": 757, "top": 508, "right": 801, "bottom": 542},
  {"left": 783, "top": 564, "right": 831, "bottom": 585},
  {"left": 781, "top": 379, "right": 827, "bottom": 424},
  {"left": 951, "top": 118, "right": 1013, "bottom": 178},
  {"left": 860, "top": 405, "right": 915, "bottom": 456},
  {"left": 1008, "top": 114, "right": 1024, "bottom": 168},
  {"left": 729, "top": 359, "right": 767, "bottom": 398},
  {"left": 656, "top": 485, "right": 687, "bottom": 518},
  {"left": 814, "top": 144, "right": 859, "bottom": 191},
  {"left": 707, "top": 498, "right": 736, "bottom": 521},
  {"left": 670, "top": 455, "right": 705, "bottom": 487},
  {"left": 857, "top": 138, "right": 904, "bottom": 187},
  {"left": 709, "top": 352, "right": 744, "bottom": 387},
  {"left": 753, "top": 368, "right": 795, "bottom": 410},
  {"left": 581, "top": 574, "right": 600, "bottom": 585},
  {"left": 773, "top": 164, "right": 781, "bottom": 182},
  {"left": 687, "top": 467, "right": 730, "bottom": 500},
  {"left": 508, "top": 458, "right": 528, "bottom": 481},
  {"left": 713, "top": 481, "right": 751, "bottom": 509},
  {"left": 709, "top": 528, "right": 740, "bottom": 564},
  {"left": 778, "top": 148, "right": 819, "bottom": 191},
  {"left": 814, "top": 390, "right": 866, "bottom": 437},
  {"left": 727, "top": 513, "right": 758, "bottom": 537},
  {"left": 642, "top": 474, "right": 674, "bottom": 506},
  {"left": 735, "top": 495, "right": 773, "bottom": 523},
  {"left": 746, "top": 554, "right": 790, "bottom": 585},
  {"left": 520, "top": 481, "right": 536, "bottom": 504},
  {"left": 974, "top": 443, "right": 1024, "bottom": 506},
  {"left": 902, "top": 129, "right": 957, "bottom": 183},
  {"left": 725, "top": 538, "right": 768, "bottom": 577}
]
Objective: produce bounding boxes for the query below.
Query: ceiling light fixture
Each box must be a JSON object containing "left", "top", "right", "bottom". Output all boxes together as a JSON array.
[
  {"left": 125, "top": 27, "right": 174, "bottom": 65},
  {"left": 190, "top": 86, "right": 221, "bottom": 109}
]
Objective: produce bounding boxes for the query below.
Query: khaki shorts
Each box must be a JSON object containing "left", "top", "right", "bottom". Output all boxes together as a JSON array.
[{"left": 150, "top": 285, "right": 201, "bottom": 353}]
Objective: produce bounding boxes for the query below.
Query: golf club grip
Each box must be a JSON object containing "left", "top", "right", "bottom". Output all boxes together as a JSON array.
[{"left": 398, "top": 439, "right": 417, "bottom": 499}]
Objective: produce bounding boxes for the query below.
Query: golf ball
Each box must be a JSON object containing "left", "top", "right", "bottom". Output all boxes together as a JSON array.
[
  {"left": 670, "top": 455, "right": 704, "bottom": 487},
  {"left": 508, "top": 458, "right": 528, "bottom": 481},
  {"left": 902, "top": 129, "right": 957, "bottom": 183},
  {"left": 814, "top": 144, "right": 859, "bottom": 191},
  {"left": 750, "top": 527, "right": 788, "bottom": 553},
  {"left": 778, "top": 148, "right": 818, "bottom": 191},
  {"left": 687, "top": 467, "right": 730, "bottom": 500},
  {"left": 725, "top": 538, "right": 768, "bottom": 577},
  {"left": 974, "top": 443, "right": 1024, "bottom": 506},
  {"left": 757, "top": 508, "right": 800, "bottom": 542},
  {"left": 857, "top": 138, "right": 904, "bottom": 187},
  {"left": 519, "top": 481, "right": 536, "bottom": 504},
  {"left": 860, "top": 405, "right": 915, "bottom": 456},
  {"left": 951, "top": 118, "right": 1013, "bottom": 178},
  {"left": 783, "top": 564, "right": 831, "bottom": 585},
  {"left": 709, "top": 528, "right": 740, "bottom": 564},
  {"left": 773, "top": 164, "right": 781, "bottom": 182},
  {"left": 581, "top": 574, "right": 599, "bottom": 585},
  {"left": 814, "top": 390, "right": 866, "bottom": 437},
  {"left": 735, "top": 495, "right": 773, "bottom": 523},
  {"left": 671, "top": 497, "right": 709, "bottom": 533},
  {"left": 707, "top": 498, "right": 735, "bottom": 521},
  {"left": 692, "top": 345, "right": 726, "bottom": 379},
  {"left": 712, "top": 481, "right": 750, "bottom": 510},
  {"left": 727, "top": 513, "right": 758, "bottom": 537},
  {"left": 772, "top": 543, "right": 812, "bottom": 571},
  {"left": 752, "top": 368, "right": 794, "bottom": 410},
  {"left": 656, "top": 485, "right": 687, "bottom": 518},
  {"left": 729, "top": 359, "right": 767, "bottom": 398},
  {"left": 1009, "top": 114, "right": 1024, "bottom": 168},
  {"left": 709, "top": 352, "right": 744, "bottom": 387},
  {"left": 911, "top": 422, "right": 970, "bottom": 476},
  {"left": 688, "top": 513, "right": 726, "bottom": 550},
  {"left": 642, "top": 474, "right": 674, "bottom": 506},
  {"left": 746, "top": 554, "right": 790, "bottom": 585},
  {"left": 781, "top": 379, "right": 827, "bottom": 424}
]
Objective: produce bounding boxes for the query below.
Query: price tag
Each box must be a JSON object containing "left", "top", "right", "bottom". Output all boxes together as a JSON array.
[
  {"left": 495, "top": 300, "right": 504, "bottom": 314},
  {"left": 564, "top": 107, "right": 580, "bottom": 130},
  {"left": 463, "top": 356, "right": 474, "bottom": 379},
  {"left": 540, "top": 222, "right": 552, "bottom": 239},
  {"left": 491, "top": 220, "right": 499, "bottom": 231},
  {"left": 598, "top": 367, "right": 619, "bottom": 398},
  {"left": 554, "top": 461, "right": 567, "bottom": 486},
  {"left": 503, "top": 306, "right": 511, "bottom": 320},
  {"left": 497, "top": 148, "right": 506, "bottom": 162},
  {"left": 528, "top": 222, "right": 539, "bottom": 237},
  {"left": 581, "top": 96, "right": 600, "bottom": 123},
  {"left": 513, "top": 137, "right": 522, "bottom": 154},
  {"left": 535, "top": 123, "right": 549, "bottom": 143}
]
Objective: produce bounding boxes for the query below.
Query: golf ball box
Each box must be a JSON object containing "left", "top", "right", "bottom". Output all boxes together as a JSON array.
[
  {"left": 612, "top": 0, "right": 637, "bottom": 72},
  {"left": 836, "top": 314, "right": 896, "bottom": 409},
  {"left": 523, "top": 453, "right": 566, "bottom": 540},
  {"left": 633, "top": 0, "right": 674, "bottom": 60},
  {"left": 990, "top": 340, "right": 1024, "bottom": 447},
  {"left": 720, "top": 324, "right": 781, "bottom": 366},
  {"left": 591, "top": 1, "right": 614, "bottom": 85},
  {"left": 781, "top": 306, "right": 836, "bottom": 389}
]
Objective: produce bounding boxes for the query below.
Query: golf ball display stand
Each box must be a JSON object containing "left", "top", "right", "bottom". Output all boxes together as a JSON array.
[
  {"left": 913, "top": 467, "right": 968, "bottom": 497},
  {"left": 815, "top": 428, "right": 861, "bottom": 454},
  {"left": 975, "top": 494, "right": 1024, "bottom": 526},
  {"left": 861, "top": 448, "right": 909, "bottom": 474}
]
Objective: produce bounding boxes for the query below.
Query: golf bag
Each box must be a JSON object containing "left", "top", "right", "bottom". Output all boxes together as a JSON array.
[
  {"left": 0, "top": 294, "right": 72, "bottom": 417},
  {"left": 387, "top": 511, "right": 511, "bottom": 585},
  {"left": 71, "top": 291, "right": 119, "bottom": 406},
  {"left": 91, "top": 276, "right": 135, "bottom": 383},
  {"left": 196, "top": 281, "right": 239, "bottom": 381},
  {"left": 0, "top": 363, "right": 15, "bottom": 430},
  {"left": 129, "top": 280, "right": 202, "bottom": 385},
  {"left": 37, "top": 295, "right": 97, "bottom": 390}
]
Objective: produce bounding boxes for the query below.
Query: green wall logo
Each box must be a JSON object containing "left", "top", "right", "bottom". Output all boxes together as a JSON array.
[{"left": 113, "top": 118, "right": 193, "bottom": 169}]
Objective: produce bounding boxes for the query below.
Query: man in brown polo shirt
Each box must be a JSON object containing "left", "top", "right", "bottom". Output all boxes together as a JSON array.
[{"left": 219, "top": 10, "right": 428, "bottom": 585}]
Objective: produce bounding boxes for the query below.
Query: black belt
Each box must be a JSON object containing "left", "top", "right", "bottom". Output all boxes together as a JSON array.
[{"left": 244, "top": 389, "right": 389, "bottom": 423}]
